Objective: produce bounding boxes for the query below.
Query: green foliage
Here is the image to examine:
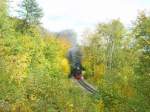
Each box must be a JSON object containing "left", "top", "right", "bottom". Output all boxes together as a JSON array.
[
  {"left": 132, "top": 11, "right": 150, "bottom": 111},
  {"left": 16, "top": 0, "right": 43, "bottom": 34},
  {"left": 0, "top": 0, "right": 150, "bottom": 111},
  {"left": 0, "top": 0, "right": 11, "bottom": 38},
  {"left": 19, "top": 0, "right": 43, "bottom": 25},
  {"left": 82, "top": 19, "right": 148, "bottom": 112}
]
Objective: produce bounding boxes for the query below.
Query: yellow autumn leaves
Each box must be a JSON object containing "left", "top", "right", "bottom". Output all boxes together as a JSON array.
[
  {"left": 5, "top": 53, "right": 30, "bottom": 82},
  {"left": 60, "top": 58, "right": 70, "bottom": 75}
]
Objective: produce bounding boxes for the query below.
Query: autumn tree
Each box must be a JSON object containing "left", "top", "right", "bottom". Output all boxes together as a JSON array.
[
  {"left": 133, "top": 11, "right": 150, "bottom": 111},
  {"left": 82, "top": 32, "right": 105, "bottom": 80},
  {"left": 96, "top": 20, "right": 125, "bottom": 71},
  {"left": 82, "top": 20, "right": 138, "bottom": 111},
  {"left": 17, "top": 0, "right": 43, "bottom": 33}
]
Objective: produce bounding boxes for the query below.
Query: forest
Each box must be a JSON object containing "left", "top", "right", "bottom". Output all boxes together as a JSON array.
[{"left": 0, "top": 0, "right": 150, "bottom": 112}]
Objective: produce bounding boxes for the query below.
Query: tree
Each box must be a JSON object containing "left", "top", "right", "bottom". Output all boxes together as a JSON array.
[
  {"left": 19, "top": 0, "right": 43, "bottom": 25},
  {"left": 132, "top": 11, "right": 150, "bottom": 111},
  {"left": 17, "top": 0, "right": 43, "bottom": 34},
  {"left": 0, "top": 0, "right": 9, "bottom": 38},
  {"left": 82, "top": 20, "right": 126, "bottom": 79},
  {"left": 82, "top": 32, "right": 105, "bottom": 79},
  {"left": 97, "top": 20, "right": 125, "bottom": 71},
  {"left": 82, "top": 20, "right": 139, "bottom": 111}
]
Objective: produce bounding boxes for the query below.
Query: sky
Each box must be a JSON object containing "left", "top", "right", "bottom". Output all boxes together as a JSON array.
[{"left": 9, "top": 0, "right": 150, "bottom": 41}]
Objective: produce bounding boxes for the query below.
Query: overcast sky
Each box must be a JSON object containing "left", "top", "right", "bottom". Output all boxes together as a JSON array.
[{"left": 10, "top": 0, "right": 150, "bottom": 39}]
